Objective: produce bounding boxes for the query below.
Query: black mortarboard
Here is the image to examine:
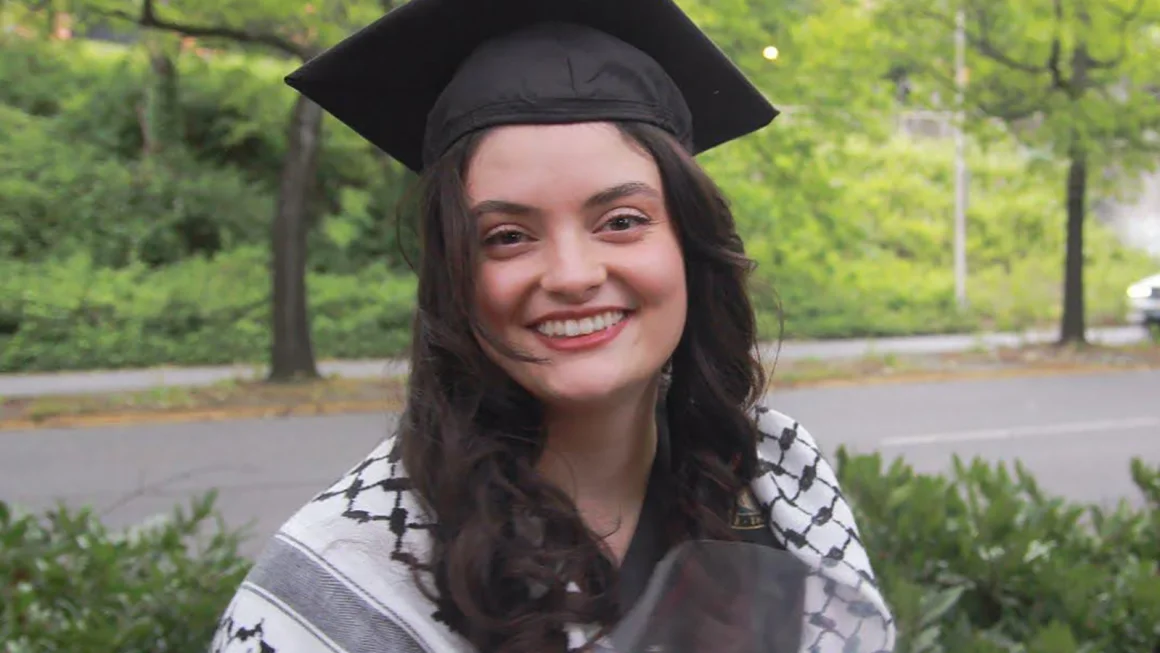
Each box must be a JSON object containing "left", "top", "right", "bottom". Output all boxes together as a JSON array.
[{"left": 286, "top": 0, "right": 778, "bottom": 173}]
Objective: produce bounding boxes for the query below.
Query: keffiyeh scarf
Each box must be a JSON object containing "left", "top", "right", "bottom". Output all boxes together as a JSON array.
[{"left": 210, "top": 406, "right": 896, "bottom": 653}]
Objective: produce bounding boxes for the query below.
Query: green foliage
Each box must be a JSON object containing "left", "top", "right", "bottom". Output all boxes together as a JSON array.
[
  {"left": 875, "top": 0, "right": 1160, "bottom": 188},
  {"left": 0, "top": 43, "right": 1153, "bottom": 370},
  {"left": 0, "top": 36, "right": 120, "bottom": 118},
  {"left": 2, "top": 451, "right": 1155, "bottom": 652},
  {"left": 705, "top": 129, "right": 1156, "bottom": 338},
  {"left": 75, "top": 0, "right": 387, "bottom": 56},
  {"left": 830, "top": 0, "right": 1160, "bottom": 340},
  {"left": 0, "top": 33, "right": 415, "bottom": 266},
  {"left": 684, "top": 0, "right": 899, "bottom": 125},
  {"left": 0, "top": 104, "right": 270, "bottom": 267},
  {"left": 0, "top": 248, "right": 417, "bottom": 372},
  {"left": 0, "top": 492, "right": 251, "bottom": 653},
  {"left": 836, "top": 450, "right": 1160, "bottom": 652},
  {"left": 1, "top": 16, "right": 1157, "bottom": 370}
]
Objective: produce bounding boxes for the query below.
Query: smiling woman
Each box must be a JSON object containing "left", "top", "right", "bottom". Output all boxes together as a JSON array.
[
  {"left": 208, "top": 1, "right": 895, "bottom": 652},
  {"left": 468, "top": 123, "right": 687, "bottom": 412}
]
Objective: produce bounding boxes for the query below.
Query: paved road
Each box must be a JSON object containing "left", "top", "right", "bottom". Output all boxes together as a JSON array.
[
  {"left": 0, "top": 326, "right": 1147, "bottom": 399},
  {"left": 1, "top": 368, "right": 1156, "bottom": 556}
]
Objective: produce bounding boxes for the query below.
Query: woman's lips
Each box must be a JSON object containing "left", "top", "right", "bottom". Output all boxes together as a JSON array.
[{"left": 530, "top": 311, "right": 631, "bottom": 352}]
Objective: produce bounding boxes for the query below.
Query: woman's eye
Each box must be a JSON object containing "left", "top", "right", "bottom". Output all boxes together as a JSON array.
[
  {"left": 603, "top": 214, "right": 650, "bottom": 232},
  {"left": 484, "top": 230, "right": 528, "bottom": 247}
]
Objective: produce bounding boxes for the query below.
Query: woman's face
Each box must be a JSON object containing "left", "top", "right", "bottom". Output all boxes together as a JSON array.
[{"left": 465, "top": 122, "right": 688, "bottom": 409}]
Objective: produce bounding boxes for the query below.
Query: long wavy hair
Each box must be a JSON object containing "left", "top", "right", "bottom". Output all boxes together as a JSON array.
[{"left": 396, "top": 121, "right": 768, "bottom": 653}]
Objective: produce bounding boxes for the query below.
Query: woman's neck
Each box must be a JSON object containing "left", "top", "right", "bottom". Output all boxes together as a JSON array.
[{"left": 536, "top": 384, "right": 660, "bottom": 554}]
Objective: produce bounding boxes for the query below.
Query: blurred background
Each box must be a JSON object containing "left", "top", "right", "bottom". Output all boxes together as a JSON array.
[
  {"left": 1, "top": 0, "right": 1159, "bottom": 652},
  {"left": 0, "top": 0, "right": 1158, "bottom": 377}
]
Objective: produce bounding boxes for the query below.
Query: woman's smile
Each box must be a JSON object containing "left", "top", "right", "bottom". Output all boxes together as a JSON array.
[{"left": 530, "top": 309, "right": 634, "bottom": 352}]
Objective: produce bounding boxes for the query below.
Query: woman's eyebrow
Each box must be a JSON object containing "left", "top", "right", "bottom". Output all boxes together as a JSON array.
[
  {"left": 470, "top": 181, "right": 660, "bottom": 218},
  {"left": 471, "top": 199, "right": 538, "bottom": 219},
  {"left": 584, "top": 181, "right": 661, "bottom": 208}
]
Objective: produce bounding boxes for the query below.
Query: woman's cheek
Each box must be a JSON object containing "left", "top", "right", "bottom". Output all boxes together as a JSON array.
[{"left": 476, "top": 261, "right": 526, "bottom": 331}]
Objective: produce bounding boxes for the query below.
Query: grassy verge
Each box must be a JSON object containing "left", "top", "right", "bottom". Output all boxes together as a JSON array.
[
  {"left": 0, "top": 376, "right": 408, "bottom": 429},
  {"left": 2, "top": 342, "right": 1158, "bottom": 430}
]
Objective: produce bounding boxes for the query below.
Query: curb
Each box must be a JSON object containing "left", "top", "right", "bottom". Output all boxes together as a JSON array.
[
  {"left": 0, "top": 400, "right": 394, "bottom": 433},
  {"left": 2, "top": 362, "right": 1155, "bottom": 433},
  {"left": 773, "top": 362, "right": 1156, "bottom": 391}
]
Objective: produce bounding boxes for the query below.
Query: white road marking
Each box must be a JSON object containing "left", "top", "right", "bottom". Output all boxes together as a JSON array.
[{"left": 880, "top": 416, "right": 1160, "bottom": 448}]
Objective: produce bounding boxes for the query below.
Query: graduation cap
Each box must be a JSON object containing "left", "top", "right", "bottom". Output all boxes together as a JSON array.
[{"left": 286, "top": 0, "right": 778, "bottom": 173}]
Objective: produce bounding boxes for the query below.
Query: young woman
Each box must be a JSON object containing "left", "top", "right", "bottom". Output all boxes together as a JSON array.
[{"left": 211, "top": 1, "right": 894, "bottom": 652}]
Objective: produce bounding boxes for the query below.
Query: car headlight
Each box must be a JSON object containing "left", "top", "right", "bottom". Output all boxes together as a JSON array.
[{"left": 1127, "top": 284, "right": 1154, "bottom": 299}]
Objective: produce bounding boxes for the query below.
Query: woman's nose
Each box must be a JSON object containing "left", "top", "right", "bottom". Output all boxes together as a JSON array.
[{"left": 539, "top": 238, "right": 607, "bottom": 300}]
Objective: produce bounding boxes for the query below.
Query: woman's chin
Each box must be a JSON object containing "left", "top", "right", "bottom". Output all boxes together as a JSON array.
[
  {"left": 538, "top": 386, "right": 620, "bottom": 409},
  {"left": 527, "top": 369, "right": 660, "bottom": 410}
]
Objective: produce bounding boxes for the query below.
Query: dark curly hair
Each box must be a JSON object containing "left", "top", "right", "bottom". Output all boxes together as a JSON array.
[{"left": 395, "top": 121, "right": 768, "bottom": 653}]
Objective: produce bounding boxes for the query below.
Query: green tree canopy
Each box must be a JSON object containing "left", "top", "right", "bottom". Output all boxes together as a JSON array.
[{"left": 877, "top": 0, "right": 1160, "bottom": 342}]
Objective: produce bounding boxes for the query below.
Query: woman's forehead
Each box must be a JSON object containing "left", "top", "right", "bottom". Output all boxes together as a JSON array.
[{"left": 465, "top": 123, "right": 662, "bottom": 207}]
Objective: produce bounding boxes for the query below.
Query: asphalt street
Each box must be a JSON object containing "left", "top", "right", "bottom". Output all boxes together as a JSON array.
[{"left": 1, "top": 368, "right": 1156, "bottom": 556}]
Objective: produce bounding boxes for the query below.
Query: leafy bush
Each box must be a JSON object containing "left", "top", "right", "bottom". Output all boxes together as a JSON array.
[
  {"left": 0, "top": 248, "right": 417, "bottom": 372},
  {"left": 0, "top": 105, "right": 272, "bottom": 267},
  {"left": 707, "top": 130, "right": 1158, "bottom": 338},
  {"left": 0, "top": 493, "right": 250, "bottom": 653},
  {"left": 3, "top": 454, "right": 1155, "bottom": 652},
  {"left": 0, "top": 36, "right": 123, "bottom": 119},
  {"left": 0, "top": 35, "right": 415, "bottom": 272},
  {"left": 837, "top": 451, "right": 1160, "bottom": 652}
]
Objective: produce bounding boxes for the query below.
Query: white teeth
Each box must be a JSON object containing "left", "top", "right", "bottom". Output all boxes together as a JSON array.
[{"left": 536, "top": 311, "right": 626, "bottom": 338}]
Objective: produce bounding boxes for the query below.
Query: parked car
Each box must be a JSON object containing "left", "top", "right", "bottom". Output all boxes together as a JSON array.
[{"left": 1127, "top": 272, "right": 1160, "bottom": 328}]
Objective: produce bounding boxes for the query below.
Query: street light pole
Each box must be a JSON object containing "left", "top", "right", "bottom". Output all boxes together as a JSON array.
[{"left": 953, "top": 8, "right": 969, "bottom": 309}]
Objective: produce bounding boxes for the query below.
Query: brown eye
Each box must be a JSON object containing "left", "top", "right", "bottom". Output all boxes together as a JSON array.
[
  {"left": 602, "top": 214, "right": 651, "bottom": 232},
  {"left": 484, "top": 229, "right": 528, "bottom": 247}
]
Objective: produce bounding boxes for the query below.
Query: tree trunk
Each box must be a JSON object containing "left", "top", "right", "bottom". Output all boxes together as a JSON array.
[
  {"left": 1059, "top": 146, "right": 1087, "bottom": 345},
  {"left": 44, "top": 0, "right": 56, "bottom": 38},
  {"left": 269, "top": 95, "right": 323, "bottom": 381},
  {"left": 142, "top": 36, "right": 180, "bottom": 157}
]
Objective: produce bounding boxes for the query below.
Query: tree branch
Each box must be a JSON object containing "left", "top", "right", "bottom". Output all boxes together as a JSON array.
[
  {"left": 912, "top": 5, "right": 1047, "bottom": 76},
  {"left": 1046, "top": 0, "right": 1067, "bottom": 89},
  {"left": 977, "top": 90, "right": 1049, "bottom": 123},
  {"left": 913, "top": 59, "right": 1049, "bottom": 123},
  {"left": 1088, "top": 0, "right": 1146, "bottom": 69},
  {"left": 98, "top": 0, "right": 312, "bottom": 60},
  {"left": 971, "top": 4, "right": 1052, "bottom": 75}
]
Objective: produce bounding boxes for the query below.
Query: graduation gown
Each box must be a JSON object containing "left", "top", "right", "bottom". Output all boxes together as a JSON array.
[{"left": 209, "top": 406, "right": 895, "bottom": 653}]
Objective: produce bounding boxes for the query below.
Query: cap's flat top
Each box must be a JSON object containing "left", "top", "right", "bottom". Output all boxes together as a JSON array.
[{"left": 287, "top": 0, "right": 778, "bottom": 172}]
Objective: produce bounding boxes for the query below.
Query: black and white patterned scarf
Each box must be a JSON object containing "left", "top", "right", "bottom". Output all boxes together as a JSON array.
[{"left": 211, "top": 405, "right": 896, "bottom": 653}]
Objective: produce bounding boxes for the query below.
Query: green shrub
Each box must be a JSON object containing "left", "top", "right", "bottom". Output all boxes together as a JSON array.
[
  {"left": 0, "top": 35, "right": 415, "bottom": 272},
  {"left": 836, "top": 451, "right": 1160, "bottom": 652},
  {"left": 0, "top": 248, "right": 418, "bottom": 372},
  {"left": 0, "top": 37, "right": 123, "bottom": 119},
  {"left": 709, "top": 131, "right": 1157, "bottom": 338},
  {"left": 0, "top": 35, "right": 284, "bottom": 180},
  {"left": 0, "top": 493, "right": 251, "bottom": 653},
  {"left": 0, "top": 105, "right": 272, "bottom": 267},
  {"left": 2, "top": 454, "right": 1154, "bottom": 652}
]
